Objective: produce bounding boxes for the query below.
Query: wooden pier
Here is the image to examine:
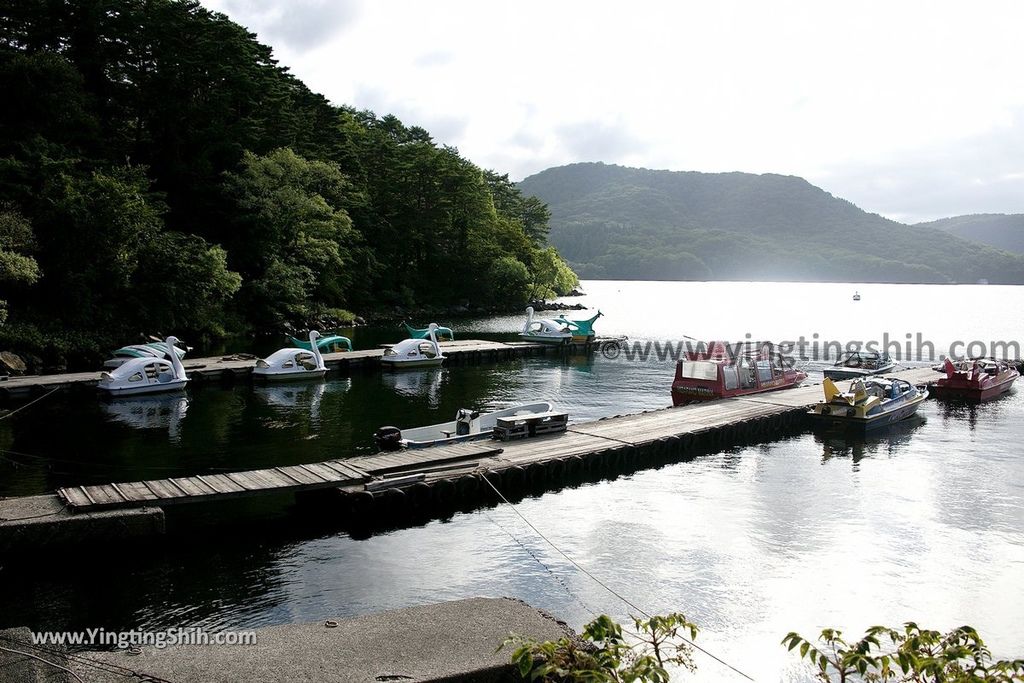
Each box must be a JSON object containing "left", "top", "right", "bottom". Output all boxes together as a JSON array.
[
  {"left": 0, "top": 338, "right": 595, "bottom": 398},
  {"left": 0, "top": 366, "right": 945, "bottom": 553},
  {"left": 49, "top": 367, "right": 940, "bottom": 514}
]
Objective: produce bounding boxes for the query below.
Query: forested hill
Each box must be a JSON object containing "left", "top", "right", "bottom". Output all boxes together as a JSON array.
[
  {"left": 0, "top": 0, "right": 576, "bottom": 365},
  {"left": 917, "top": 214, "right": 1024, "bottom": 255},
  {"left": 518, "top": 162, "right": 1024, "bottom": 284}
]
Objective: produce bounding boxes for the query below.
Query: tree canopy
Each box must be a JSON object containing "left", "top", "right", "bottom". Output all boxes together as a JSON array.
[{"left": 0, "top": 0, "right": 576, "bottom": 363}]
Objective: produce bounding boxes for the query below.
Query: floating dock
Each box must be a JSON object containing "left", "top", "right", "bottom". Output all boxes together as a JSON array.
[
  {"left": 0, "top": 338, "right": 603, "bottom": 398},
  {"left": 0, "top": 367, "right": 940, "bottom": 553}
]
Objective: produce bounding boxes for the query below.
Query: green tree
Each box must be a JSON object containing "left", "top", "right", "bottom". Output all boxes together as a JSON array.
[
  {"left": 530, "top": 246, "right": 579, "bottom": 299},
  {"left": 223, "top": 148, "right": 358, "bottom": 327},
  {"left": 782, "top": 623, "right": 1024, "bottom": 682},
  {"left": 0, "top": 206, "right": 40, "bottom": 325},
  {"left": 504, "top": 613, "right": 699, "bottom": 682}
]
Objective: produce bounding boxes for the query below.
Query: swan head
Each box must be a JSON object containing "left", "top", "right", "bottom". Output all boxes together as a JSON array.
[
  {"left": 428, "top": 323, "right": 438, "bottom": 331},
  {"left": 166, "top": 336, "right": 179, "bottom": 347},
  {"left": 525, "top": 306, "right": 534, "bottom": 315},
  {"left": 309, "top": 330, "right": 321, "bottom": 341}
]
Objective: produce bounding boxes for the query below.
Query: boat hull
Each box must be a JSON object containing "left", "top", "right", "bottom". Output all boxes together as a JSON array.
[
  {"left": 930, "top": 375, "right": 1017, "bottom": 402},
  {"left": 380, "top": 358, "right": 445, "bottom": 369},
  {"left": 97, "top": 379, "right": 189, "bottom": 396},
  {"left": 823, "top": 364, "right": 896, "bottom": 381},
  {"left": 809, "top": 393, "right": 927, "bottom": 431},
  {"left": 252, "top": 369, "right": 328, "bottom": 382},
  {"left": 519, "top": 334, "right": 570, "bottom": 345}
]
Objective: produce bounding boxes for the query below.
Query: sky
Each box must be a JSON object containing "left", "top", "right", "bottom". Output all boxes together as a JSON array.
[{"left": 201, "top": 0, "right": 1024, "bottom": 224}]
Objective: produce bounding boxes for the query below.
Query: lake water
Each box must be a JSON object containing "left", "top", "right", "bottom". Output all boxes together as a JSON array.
[{"left": 1, "top": 280, "right": 1022, "bottom": 681}]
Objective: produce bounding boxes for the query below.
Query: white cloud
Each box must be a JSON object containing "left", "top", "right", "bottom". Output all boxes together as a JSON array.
[{"left": 201, "top": 0, "right": 1024, "bottom": 222}]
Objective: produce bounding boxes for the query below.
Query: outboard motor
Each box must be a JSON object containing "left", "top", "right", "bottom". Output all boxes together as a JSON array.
[
  {"left": 374, "top": 426, "right": 403, "bottom": 451},
  {"left": 455, "top": 409, "right": 474, "bottom": 436}
]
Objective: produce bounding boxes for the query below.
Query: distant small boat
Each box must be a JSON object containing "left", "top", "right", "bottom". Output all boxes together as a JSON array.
[
  {"left": 104, "top": 339, "right": 188, "bottom": 369},
  {"left": 553, "top": 310, "right": 602, "bottom": 342},
  {"left": 404, "top": 322, "right": 454, "bottom": 341},
  {"left": 520, "top": 306, "right": 572, "bottom": 345},
  {"left": 254, "top": 330, "right": 328, "bottom": 381},
  {"left": 853, "top": 291, "right": 861, "bottom": 301},
  {"left": 671, "top": 341, "right": 807, "bottom": 406},
  {"left": 823, "top": 351, "right": 895, "bottom": 380},
  {"left": 381, "top": 323, "right": 445, "bottom": 369},
  {"left": 290, "top": 333, "right": 352, "bottom": 352},
  {"left": 374, "top": 401, "right": 554, "bottom": 450},
  {"left": 98, "top": 337, "right": 189, "bottom": 396},
  {"left": 809, "top": 377, "right": 927, "bottom": 430},
  {"left": 931, "top": 357, "right": 1019, "bottom": 402}
]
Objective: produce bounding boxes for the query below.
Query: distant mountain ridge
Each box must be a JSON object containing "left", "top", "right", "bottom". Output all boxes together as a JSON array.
[
  {"left": 517, "top": 162, "right": 1024, "bottom": 284},
  {"left": 917, "top": 214, "right": 1024, "bottom": 255}
]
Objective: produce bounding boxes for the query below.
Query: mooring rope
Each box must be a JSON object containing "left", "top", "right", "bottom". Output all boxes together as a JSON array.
[
  {"left": 0, "top": 387, "right": 62, "bottom": 421},
  {"left": 480, "top": 474, "right": 757, "bottom": 682}
]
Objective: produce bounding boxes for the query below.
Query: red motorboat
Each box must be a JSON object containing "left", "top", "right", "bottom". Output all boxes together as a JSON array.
[
  {"left": 671, "top": 341, "right": 808, "bottom": 406},
  {"left": 931, "top": 357, "right": 1019, "bottom": 401}
]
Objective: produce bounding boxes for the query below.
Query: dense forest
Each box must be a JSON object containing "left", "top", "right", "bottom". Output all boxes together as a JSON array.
[
  {"left": 918, "top": 213, "right": 1024, "bottom": 255},
  {"left": 518, "top": 163, "right": 1024, "bottom": 284},
  {"left": 0, "top": 0, "right": 576, "bottom": 366}
]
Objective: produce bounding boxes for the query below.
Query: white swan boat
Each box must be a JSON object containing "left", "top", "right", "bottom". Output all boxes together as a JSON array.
[
  {"left": 381, "top": 323, "right": 445, "bottom": 369},
  {"left": 374, "top": 401, "right": 555, "bottom": 450},
  {"left": 519, "top": 306, "right": 572, "bottom": 344},
  {"left": 253, "top": 330, "right": 328, "bottom": 381},
  {"left": 98, "top": 336, "right": 189, "bottom": 395}
]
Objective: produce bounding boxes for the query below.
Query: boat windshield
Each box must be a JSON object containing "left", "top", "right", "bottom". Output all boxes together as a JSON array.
[{"left": 679, "top": 361, "right": 718, "bottom": 381}]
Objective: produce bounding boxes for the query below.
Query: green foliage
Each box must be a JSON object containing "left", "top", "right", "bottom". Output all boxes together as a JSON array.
[
  {"left": 503, "top": 613, "right": 699, "bottom": 682},
  {"left": 0, "top": 0, "right": 576, "bottom": 363},
  {"left": 530, "top": 246, "right": 580, "bottom": 299},
  {"left": 782, "top": 623, "right": 1024, "bottom": 682},
  {"left": 519, "top": 163, "right": 1024, "bottom": 284},
  {"left": 0, "top": 206, "right": 40, "bottom": 324},
  {"left": 223, "top": 148, "right": 357, "bottom": 327},
  {"left": 919, "top": 213, "right": 1024, "bottom": 255}
]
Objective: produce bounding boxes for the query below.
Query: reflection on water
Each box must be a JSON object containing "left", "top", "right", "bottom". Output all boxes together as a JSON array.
[
  {"left": 813, "top": 414, "right": 927, "bottom": 466},
  {"left": 0, "top": 281, "right": 1022, "bottom": 682},
  {"left": 99, "top": 394, "right": 190, "bottom": 442}
]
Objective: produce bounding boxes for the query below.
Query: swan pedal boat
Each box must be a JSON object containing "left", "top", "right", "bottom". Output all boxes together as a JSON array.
[
  {"left": 381, "top": 323, "right": 445, "bottom": 369},
  {"left": 104, "top": 340, "right": 188, "bottom": 369},
  {"left": 931, "top": 357, "right": 1019, "bottom": 401},
  {"left": 809, "top": 377, "right": 927, "bottom": 430},
  {"left": 404, "top": 322, "right": 454, "bottom": 341},
  {"left": 553, "top": 310, "right": 602, "bottom": 342},
  {"left": 374, "top": 401, "right": 555, "bottom": 450},
  {"left": 519, "top": 306, "right": 572, "bottom": 345},
  {"left": 98, "top": 336, "right": 189, "bottom": 396},
  {"left": 289, "top": 333, "right": 352, "bottom": 353},
  {"left": 254, "top": 330, "right": 328, "bottom": 381}
]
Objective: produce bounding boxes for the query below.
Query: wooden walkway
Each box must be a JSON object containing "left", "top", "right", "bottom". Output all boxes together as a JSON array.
[
  {"left": 54, "top": 367, "right": 943, "bottom": 513},
  {"left": 0, "top": 339, "right": 569, "bottom": 396}
]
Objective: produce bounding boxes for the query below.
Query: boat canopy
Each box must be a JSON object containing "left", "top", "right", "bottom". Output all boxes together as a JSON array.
[
  {"left": 290, "top": 334, "right": 352, "bottom": 352},
  {"left": 553, "top": 310, "right": 602, "bottom": 337},
  {"left": 403, "top": 322, "right": 454, "bottom": 341}
]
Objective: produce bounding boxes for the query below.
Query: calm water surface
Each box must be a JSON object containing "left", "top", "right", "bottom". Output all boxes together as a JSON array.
[{"left": 1, "top": 281, "right": 1022, "bottom": 682}]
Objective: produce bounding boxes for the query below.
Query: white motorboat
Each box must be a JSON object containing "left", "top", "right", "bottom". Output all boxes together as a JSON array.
[
  {"left": 381, "top": 323, "right": 445, "bottom": 369},
  {"left": 97, "top": 336, "right": 189, "bottom": 396},
  {"left": 519, "top": 306, "right": 572, "bottom": 344},
  {"left": 253, "top": 330, "right": 328, "bottom": 381},
  {"left": 374, "top": 401, "right": 555, "bottom": 450}
]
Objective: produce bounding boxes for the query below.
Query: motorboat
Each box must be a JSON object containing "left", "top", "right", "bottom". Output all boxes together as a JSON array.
[
  {"left": 374, "top": 401, "right": 555, "bottom": 450},
  {"left": 931, "top": 357, "right": 1019, "bottom": 401},
  {"left": 553, "top": 310, "right": 602, "bottom": 342},
  {"left": 404, "top": 322, "right": 454, "bottom": 341},
  {"left": 823, "top": 351, "right": 895, "bottom": 380},
  {"left": 98, "top": 336, "right": 189, "bottom": 395},
  {"left": 253, "top": 330, "right": 328, "bottom": 381},
  {"left": 289, "top": 333, "right": 352, "bottom": 352},
  {"left": 519, "top": 306, "right": 572, "bottom": 345},
  {"left": 809, "top": 377, "right": 928, "bottom": 430},
  {"left": 103, "top": 338, "right": 188, "bottom": 369},
  {"left": 853, "top": 291, "right": 861, "bottom": 301},
  {"left": 671, "top": 340, "right": 807, "bottom": 406},
  {"left": 381, "top": 323, "right": 445, "bottom": 369}
]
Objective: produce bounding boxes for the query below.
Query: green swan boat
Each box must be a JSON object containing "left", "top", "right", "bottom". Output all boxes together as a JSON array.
[
  {"left": 554, "top": 310, "right": 602, "bottom": 341},
  {"left": 289, "top": 333, "right": 352, "bottom": 352},
  {"left": 403, "top": 322, "right": 454, "bottom": 341}
]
